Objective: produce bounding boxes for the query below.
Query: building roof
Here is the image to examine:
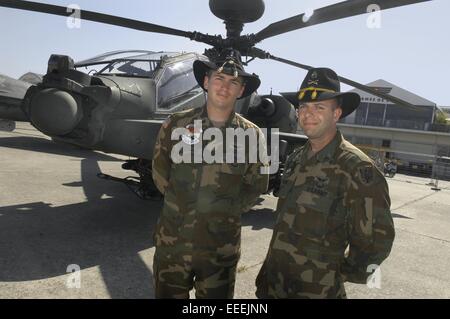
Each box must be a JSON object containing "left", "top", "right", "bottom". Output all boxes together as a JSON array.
[{"left": 349, "top": 79, "right": 436, "bottom": 107}]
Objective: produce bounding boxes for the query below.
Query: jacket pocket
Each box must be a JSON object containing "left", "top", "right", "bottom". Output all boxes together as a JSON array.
[
  {"left": 212, "top": 163, "right": 245, "bottom": 214},
  {"left": 214, "top": 163, "right": 246, "bottom": 198},
  {"left": 287, "top": 262, "right": 337, "bottom": 298},
  {"left": 292, "top": 194, "right": 335, "bottom": 241}
]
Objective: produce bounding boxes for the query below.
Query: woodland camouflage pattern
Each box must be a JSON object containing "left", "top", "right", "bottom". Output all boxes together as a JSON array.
[
  {"left": 152, "top": 106, "right": 269, "bottom": 298},
  {"left": 256, "top": 131, "right": 395, "bottom": 299}
]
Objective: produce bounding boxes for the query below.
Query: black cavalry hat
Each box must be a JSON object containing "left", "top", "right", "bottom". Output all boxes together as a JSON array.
[
  {"left": 193, "top": 49, "right": 261, "bottom": 99},
  {"left": 281, "top": 67, "right": 361, "bottom": 118}
]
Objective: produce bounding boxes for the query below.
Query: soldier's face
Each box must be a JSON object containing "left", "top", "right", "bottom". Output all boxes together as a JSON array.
[
  {"left": 204, "top": 71, "right": 245, "bottom": 110},
  {"left": 298, "top": 99, "right": 342, "bottom": 140}
]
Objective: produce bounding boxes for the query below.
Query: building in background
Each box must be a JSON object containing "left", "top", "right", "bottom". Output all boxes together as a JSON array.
[
  {"left": 341, "top": 79, "right": 439, "bottom": 131},
  {"left": 297, "top": 79, "right": 450, "bottom": 179}
]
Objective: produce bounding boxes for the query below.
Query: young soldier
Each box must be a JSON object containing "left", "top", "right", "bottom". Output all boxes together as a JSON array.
[{"left": 152, "top": 50, "right": 269, "bottom": 298}]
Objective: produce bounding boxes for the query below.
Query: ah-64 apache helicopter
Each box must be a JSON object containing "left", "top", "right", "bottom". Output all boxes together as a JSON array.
[{"left": 0, "top": 0, "right": 431, "bottom": 199}]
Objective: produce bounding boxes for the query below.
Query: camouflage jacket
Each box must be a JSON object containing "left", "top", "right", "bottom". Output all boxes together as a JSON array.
[
  {"left": 152, "top": 106, "right": 269, "bottom": 260},
  {"left": 257, "top": 131, "right": 395, "bottom": 298}
]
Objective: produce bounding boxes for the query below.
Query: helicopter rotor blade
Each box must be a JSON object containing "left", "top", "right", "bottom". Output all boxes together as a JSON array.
[
  {"left": 249, "top": 48, "right": 422, "bottom": 110},
  {"left": 0, "top": 0, "right": 217, "bottom": 44},
  {"left": 253, "top": 0, "right": 432, "bottom": 44}
]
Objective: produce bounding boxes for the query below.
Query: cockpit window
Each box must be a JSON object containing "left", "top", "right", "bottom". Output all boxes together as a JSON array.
[
  {"left": 157, "top": 59, "right": 203, "bottom": 109},
  {"left": 97, "top": 60, "right": 160, "bottom": 77}
]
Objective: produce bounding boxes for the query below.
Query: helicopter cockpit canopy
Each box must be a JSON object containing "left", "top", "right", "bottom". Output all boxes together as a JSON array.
[
  {"left": 74, "top": 50, "right": 180, "bottom": 78},
  {"left": 97, "top": 59, "right": 158, "bottom": 77}
]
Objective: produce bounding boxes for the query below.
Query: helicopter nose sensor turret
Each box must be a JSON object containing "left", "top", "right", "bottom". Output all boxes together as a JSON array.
[{"left": 29, "top": 88, "right": 82, "bottom": 136}]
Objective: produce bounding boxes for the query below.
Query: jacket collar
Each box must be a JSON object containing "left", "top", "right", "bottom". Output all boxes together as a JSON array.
[{"left": 301, "top": 130, "right": 343, "bottom": 164}]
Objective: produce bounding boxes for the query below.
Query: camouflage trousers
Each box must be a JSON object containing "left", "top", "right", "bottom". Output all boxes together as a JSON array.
[
  {"left": 255, "top": 259, "right": 347, "bottom": 299},
  {"left": 153, "top": 249, "right": 239, "bottom": 299}
]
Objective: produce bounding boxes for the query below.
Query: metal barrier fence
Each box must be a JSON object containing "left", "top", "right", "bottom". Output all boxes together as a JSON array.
[
  {"left": 353, "top": 141, "right": 450, "bottom": 182},
  {"left": 295, "top": 125, "right": 450, "bottom": 186}
]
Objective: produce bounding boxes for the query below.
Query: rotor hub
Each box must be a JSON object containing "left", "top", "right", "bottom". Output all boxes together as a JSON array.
[{"left": 209, "top": 0, "right": 265, "bottom": 24}]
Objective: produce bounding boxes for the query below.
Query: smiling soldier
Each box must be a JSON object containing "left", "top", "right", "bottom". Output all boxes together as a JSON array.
[
  {"left": 152, "top": 49, "right": 269, "bottom": 299},
  {"left": 255, "top": 68, "right": 395, "bottom": 299}
]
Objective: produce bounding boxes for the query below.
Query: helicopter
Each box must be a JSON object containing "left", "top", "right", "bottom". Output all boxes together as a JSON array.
[{"left": 0, "top": 0, "right": 432, "bottom": 199}]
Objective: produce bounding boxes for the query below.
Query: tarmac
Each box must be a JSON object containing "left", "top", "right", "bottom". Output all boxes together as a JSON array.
[{"left": 1, "top": 122, "right": 449, "bottom": 299}]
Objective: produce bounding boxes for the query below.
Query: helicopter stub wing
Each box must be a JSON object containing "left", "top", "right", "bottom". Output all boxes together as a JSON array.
[{"left": 0, "top": 74, "right": 30, "bottom": 122}]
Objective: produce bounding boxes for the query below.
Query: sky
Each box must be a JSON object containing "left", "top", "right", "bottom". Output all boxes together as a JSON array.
[{"left": 0, "top": 0, "right": 448, "bottom": 106}]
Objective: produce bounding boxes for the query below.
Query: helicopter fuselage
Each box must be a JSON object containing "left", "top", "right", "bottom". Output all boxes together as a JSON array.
[{"left": 20, "top": 52, "right": 208, "bottom": 159}]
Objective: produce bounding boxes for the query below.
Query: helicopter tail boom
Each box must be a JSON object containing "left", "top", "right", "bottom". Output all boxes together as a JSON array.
[
  {"left": 0, "top": 74, "right": 31, "bottom": 122},
  {"left": 0, "top": 96, "right": 28, "bottom": 122}
]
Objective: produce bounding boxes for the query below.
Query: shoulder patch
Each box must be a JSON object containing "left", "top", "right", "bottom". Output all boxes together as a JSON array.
[{"left": 357, "top": 165, "right": 375, "bottom": 185}]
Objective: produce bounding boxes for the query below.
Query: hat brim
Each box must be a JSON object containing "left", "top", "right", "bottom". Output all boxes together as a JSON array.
[
  {"left": 193, "top": 60, "right": 260, "bottom": 99},
  {"left": 280, "top": 91, "right": 361, "bottom": 119}
]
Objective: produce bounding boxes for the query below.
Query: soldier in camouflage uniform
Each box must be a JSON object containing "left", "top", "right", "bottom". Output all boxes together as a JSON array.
[
  {"left": 255, "top": 68, "right": 395, "bottom": 299},
  {"left": 152, "top": 49, "right": 269, "bottom": 299}
]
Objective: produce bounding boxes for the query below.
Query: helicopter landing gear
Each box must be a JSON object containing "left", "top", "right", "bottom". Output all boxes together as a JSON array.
[{"left": 97, "top": 159, "right": 162, "bottom": 200}]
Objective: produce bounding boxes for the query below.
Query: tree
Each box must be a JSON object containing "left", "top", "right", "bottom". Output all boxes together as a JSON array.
[{"left": 434, "top": 111, "right": 448, "bottom": 125}]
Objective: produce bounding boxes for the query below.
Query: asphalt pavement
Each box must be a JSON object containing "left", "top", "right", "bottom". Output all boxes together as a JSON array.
[{"left": 1, "top": 123, "right": 449, "bottom": 299}]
